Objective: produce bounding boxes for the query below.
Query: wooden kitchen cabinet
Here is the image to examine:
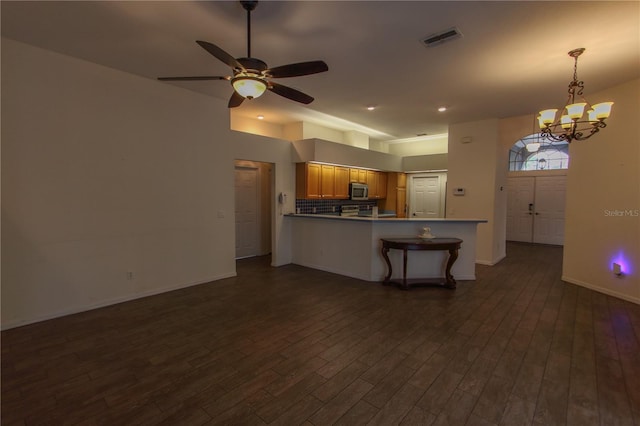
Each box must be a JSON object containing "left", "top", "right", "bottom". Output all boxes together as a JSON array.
[
  {"left": 358, "top": 169, "right": 367, "bottom": 183},
  {"left": 350, "top": 168, "right": 366, "bottom": 183},
  {"left": 381, "top": 172, "right": 406, "bottom": 216},
  {"left": 396, "top": 187, "right": 407, "bottom": 218},
  {"left": 366, "top": 170, "right": 378, "bottom": 198},
  {"left": 377, "top": 172, "right": 388, "bottom": 199},
  {"left": 320, "top": 165, "right": 335, "bottom": 198},
  {"left": 297, "top": 163, "right": 386, "bottom": 200},
  {"left": 296, "top": 163, "right": 350, "bottom": 199},
  {"left": 296, "top": 162, "right": 321, "bottom": 199},
  {"left": 334, "top": 166, "right": 350, "bottom": 198},
  {"left": 398, "top": 172, "right": 407, "bottom": 188},
  {"left": 365, "top": 170, "right": 387, "bottom": 199}
]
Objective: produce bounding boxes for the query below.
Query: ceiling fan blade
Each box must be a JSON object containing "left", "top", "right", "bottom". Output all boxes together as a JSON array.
[
  {"left": 196, "top": 40, "right": 245, "bottom": 71},
  {"left": 268, "top": 82, "right": 314, "bottom": 104},
  {"left": 268, "top": 61, "right": 329, "bottom": 78},
  {"left": 228, "top": 91, "right": 245, "bottom": 108},
  {"left": 157, "top": 76, "right": 229, "bottom": 81}
]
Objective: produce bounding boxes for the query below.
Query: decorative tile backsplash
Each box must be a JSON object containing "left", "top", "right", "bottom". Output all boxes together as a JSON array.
[{"left": 295, "top": 199, "right": 377, "bottom": 215}]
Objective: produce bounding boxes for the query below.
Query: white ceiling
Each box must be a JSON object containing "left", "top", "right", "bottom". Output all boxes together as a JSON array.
[{"left": 2, "top": 1, "right": 639, "bottom": 141}]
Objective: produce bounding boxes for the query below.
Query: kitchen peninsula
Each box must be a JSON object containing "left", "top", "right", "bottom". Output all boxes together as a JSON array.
[{"left": 286, "top": 214, "right": 487, "bottom": 283}]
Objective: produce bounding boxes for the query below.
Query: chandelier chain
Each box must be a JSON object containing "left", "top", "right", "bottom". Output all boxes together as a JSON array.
[{"left": 568, "top": 54, "right": 584, "bottom": 100}]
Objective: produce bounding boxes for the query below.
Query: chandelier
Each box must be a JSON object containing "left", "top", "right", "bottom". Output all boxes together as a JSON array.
[{"left": 538, "top": 48, "right": 613, "bottom": 143}]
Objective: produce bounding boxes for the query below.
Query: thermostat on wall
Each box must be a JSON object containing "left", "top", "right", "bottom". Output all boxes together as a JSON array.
[{"left": 453, "top": 187, "right": 465, "bottom": 196}]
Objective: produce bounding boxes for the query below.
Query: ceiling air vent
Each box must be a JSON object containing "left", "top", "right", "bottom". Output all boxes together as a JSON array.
[{"left": 421, "top": 27, "right": 462, "bottom": 48}]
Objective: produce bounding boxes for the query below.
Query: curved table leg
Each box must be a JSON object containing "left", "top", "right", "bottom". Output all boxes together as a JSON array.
[
  {"left": 445, "top": 248, "right": 459, "bottom": 288},
  {"left": 382, "top": 246, "right": 392, "bottom": 285}
]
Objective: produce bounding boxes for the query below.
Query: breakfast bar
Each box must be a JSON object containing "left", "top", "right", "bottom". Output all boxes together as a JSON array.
[{"left": 286, "top": 214, "right": 486, "bottom": 283}]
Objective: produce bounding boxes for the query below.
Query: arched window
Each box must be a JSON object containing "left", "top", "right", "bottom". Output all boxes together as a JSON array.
[{"left": 509, "top": 133, "right": 569, "bottom": 171}]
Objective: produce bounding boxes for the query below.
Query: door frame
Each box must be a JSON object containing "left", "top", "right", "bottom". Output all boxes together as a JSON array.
[
  {"left": 407, "top": 172, "right": 447, "bottom": 218},
  {"left": 506, "top": 173, "right": 567, "bottom": 245},
  {"left": 234, "top": 160, "right": 273, "bottom": 259}
]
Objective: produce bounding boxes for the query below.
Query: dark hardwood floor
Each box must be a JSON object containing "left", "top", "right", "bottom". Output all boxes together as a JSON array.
[{"left": 2, "top": 243, "right": 639, "bottom": 425}]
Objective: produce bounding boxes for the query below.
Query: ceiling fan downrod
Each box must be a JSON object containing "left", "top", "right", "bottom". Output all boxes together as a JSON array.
[{"left": 241, "top": 0, "right": 258, "bottom": 58}]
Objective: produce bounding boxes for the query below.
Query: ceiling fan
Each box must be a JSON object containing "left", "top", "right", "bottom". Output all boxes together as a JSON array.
[{"left": 158, "top": 0, "right": 329, "bottom": 108}]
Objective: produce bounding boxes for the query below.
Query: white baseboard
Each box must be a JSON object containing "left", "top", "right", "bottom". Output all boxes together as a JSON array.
[
  {"left": 476, "top": 253, "right": 506, "bottom": 266},
  {"left": 562, "top": 275, "right": 640, "bottom": 305},
  {"left": 1, "top": 272, "right": 237, "bottom": 331}
]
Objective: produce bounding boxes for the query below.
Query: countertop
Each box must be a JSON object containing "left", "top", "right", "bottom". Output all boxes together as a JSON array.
[{"left": 285, "top": 213, "right": 487, "bottom": 223}]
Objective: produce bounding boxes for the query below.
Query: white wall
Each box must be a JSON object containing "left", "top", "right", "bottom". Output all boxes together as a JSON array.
[
  {"left": 387, "top": 134, "right": 448, "bottom": 157},
  {"left": 562, "top": 79, "right": 640, "bottom": 303},
  {"left": 343, "top": 130, "right": 370, "bottom": 149},
  {"left": 291, "top": 139, "right": 403, "bottom": 171},
  {"left": 447, "top": 119, "right": 506, "bottom": 265},
  {"left": 230, "top": 114, "right": 286, "bottom": 140},
  {"left": 0, "top": 38, "right": 293, "bottom": 328},
  {"left": 403, "top": 154, "right": 448, "bottom": 172}
]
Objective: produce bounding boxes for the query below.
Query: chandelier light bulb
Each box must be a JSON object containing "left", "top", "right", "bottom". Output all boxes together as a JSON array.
[
  {"left": 592, "top": 102, "right": 614, "bottom": 120},
  {"left": 539, "top": 109, "right": 557, "bottom": 127},
  {"left": 566, "top": 102, "right": 587, "bottom": 120}
]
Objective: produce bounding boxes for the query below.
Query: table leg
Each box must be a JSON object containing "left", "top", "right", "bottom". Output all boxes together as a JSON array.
[
  {"left": 402, "top": 249, "right": 409, "bottom": 290},
  {"left": 445, "top": 248, "right": 459, "bottom": 288},
  {"left": 382, "top": 245, "right": 392, "bottom": 284}
]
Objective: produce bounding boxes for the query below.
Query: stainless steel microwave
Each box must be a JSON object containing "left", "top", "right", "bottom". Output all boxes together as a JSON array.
[{"left": 349, "top": 183, "right": 369, "bottom": 200}]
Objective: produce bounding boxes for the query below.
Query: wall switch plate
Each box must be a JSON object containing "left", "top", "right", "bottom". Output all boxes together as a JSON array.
[{"left": 453, "top": 188, "right": 465, "bottom": 196}]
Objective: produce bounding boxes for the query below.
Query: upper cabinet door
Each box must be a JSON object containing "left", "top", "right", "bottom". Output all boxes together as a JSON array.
[
  {"left": 366, "top": 170, "right": 378, "bottom": 198},
  {"left": 320, "top": 165, "right": 335, "bottom": 198},
  {"left": 377, "top": 172, "right": 388, "bottom": 199},
  {"left": 335, "top": 167, "right": 350, "bottom": 199}
]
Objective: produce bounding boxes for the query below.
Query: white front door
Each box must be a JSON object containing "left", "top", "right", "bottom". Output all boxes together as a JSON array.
[
  {"left": 235, "top": 166, "right": 259, "bottom": 259},
  {"left": 533, "top": 176, "right": 567, "bottom": 245},
  {"left": 506, "top": 176, "right": 566, "bottom": 245},
  {"left": 410, "top": 175, "right": 442, "bottom": 218},
  {"left": 506, "top": 177, "right": 535, "bottom": 242}
]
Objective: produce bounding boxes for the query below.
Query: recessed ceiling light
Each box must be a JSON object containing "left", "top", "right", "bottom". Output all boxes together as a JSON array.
[
  {"left": 367, "top": 106, "right": 376, "bottom": 111},
  {"left": 438, "top": 106, "right": 447, "bottom": 112},
  {"left": 257, "top": 115, "right": 264, "bottom": 120}
]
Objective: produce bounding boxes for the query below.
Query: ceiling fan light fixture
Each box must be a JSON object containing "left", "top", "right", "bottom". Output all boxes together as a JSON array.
[{"left": 232, "top": 75, "right": 267, "bottom": 99}]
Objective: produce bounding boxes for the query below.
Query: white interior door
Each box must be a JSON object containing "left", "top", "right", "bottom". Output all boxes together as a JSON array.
[
  {"left": 533, "top": 176, "right": 567, "bottom": 245},
  {"left": 506, "top": 177, "right": 535, "bottom": 242},
  {"left": 235, "top": 166, "right": 259, "bottom": 259},
  {"left": 410, "top": 175, "right": 442, "bottom": 218}
]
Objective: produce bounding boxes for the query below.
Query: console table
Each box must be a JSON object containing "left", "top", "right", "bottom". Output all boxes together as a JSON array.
[{"left": 381, "top": 237, "right": 463, "bottom": 290}]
